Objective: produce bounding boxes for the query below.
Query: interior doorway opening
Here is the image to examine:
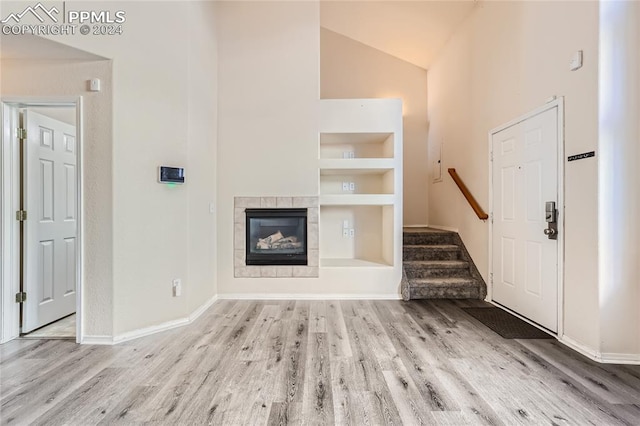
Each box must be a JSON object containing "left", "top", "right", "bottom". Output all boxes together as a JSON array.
[{"left": 1, "top": 98, "right": 83, "bottom": 344}]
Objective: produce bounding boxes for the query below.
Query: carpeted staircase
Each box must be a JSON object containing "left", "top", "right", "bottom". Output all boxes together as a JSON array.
[{"left": 401, "top": 228, "right": 486, "bottom": 301}]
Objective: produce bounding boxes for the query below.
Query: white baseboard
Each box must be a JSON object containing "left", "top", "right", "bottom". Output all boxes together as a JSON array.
[
  {"left": 82, "top": 294, "right": 219, "bottom": 346},
  {"left": 82, "top": 335, "right": 114, "bottom": 345},
  {"left": 559, "top": 335, "right": 640, "bottom": 364},
  {"left": 599, "top": 352, "right": 640, "bottom": 364},
  {"left": 559, "top": 335, "right": 601, "bottom": 361},
  {"left": 427, "top": 224, "right": 459, "bottom": 233},
  {"left": 113, "top": 317, "right": 190, "bottom": 344},
  {"left": 217, "top": 293, "right": 402, "bottom": 300},
  {"left": 189, "top": 295, "right": 219, "bottom": 322}
]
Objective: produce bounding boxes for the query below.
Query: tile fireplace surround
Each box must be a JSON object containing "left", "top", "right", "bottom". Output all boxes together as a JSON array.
[{"left": 234, "top": 196, "right": 319, "bottom": 278}]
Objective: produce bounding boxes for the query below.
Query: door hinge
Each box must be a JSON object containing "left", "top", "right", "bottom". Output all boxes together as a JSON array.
[
  {"left": 16, "top": 127, "right": 27, "bottom": 140},
  {"left": 15, "top": 292, "right": 27, "bottom": 303},
  {"left": 490, "top": 151, "right": 493, "bottom": 162},
  {"left": 16, "top": 210, "right": 27, "bottom": 221},
  {"left": 490, "top": 272, "right": 494, "bottom": 284}
]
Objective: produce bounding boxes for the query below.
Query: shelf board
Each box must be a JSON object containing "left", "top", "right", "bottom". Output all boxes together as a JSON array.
[
  {"left": 320, "top": 133, "right": 392, "bottom": 145},
  {"left": 320, "top": 194, "right": 395, "bottom": 205},
  {"left": 320, "top": 258, "right": 393, "bottom": 268},
  {"left": 319, "top": 159, "right": 394, "bottom": 173}
]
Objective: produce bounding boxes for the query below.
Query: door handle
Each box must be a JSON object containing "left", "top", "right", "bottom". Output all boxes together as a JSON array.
[{"left": 544, "top": 201, "right": 558, "bottom": 240}]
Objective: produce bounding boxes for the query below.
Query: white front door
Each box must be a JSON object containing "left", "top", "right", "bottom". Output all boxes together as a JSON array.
[
  {"left": 491, "top": 105, "right": 560, "bottom": 333},
  {"left": 22, "top": 110, "right": 77, "bottom": 333}
]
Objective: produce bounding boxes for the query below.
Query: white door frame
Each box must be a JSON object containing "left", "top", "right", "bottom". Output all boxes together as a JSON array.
[
  {"left": 488, "top": 98, "right": 565, "bottom": 337},
  {"left": 0, "top": 97, "right": 84, "bottom": 344}
]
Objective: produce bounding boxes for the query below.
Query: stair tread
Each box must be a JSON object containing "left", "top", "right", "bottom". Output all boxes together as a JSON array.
[
  {"left": 410, "top": 277, "right": 478, "bottom": 285},
  {"left": 404, "top": 244, "right": 459, "bottom": 249},
  {"left": 403, "top": 228, "right": 453, "bottom": 234},
  {"left": 403, "top": 260, "right": 468, "bottom": 268}
]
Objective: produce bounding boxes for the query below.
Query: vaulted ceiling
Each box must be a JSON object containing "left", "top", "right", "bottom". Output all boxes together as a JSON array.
[
  {"left": 1, "top": 2, "right": 477, "bottom": 69},
  {"left": 321, "top": 0, "right": 478, "bottom": 69}
]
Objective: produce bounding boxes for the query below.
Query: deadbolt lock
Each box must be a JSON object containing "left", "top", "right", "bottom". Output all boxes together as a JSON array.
[{"left": 544, "top": 201, "right": 558, "bottom": 240}]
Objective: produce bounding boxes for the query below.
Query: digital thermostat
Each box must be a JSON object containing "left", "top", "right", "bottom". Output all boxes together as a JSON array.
[{"left": 158, "top": 166, "right": 185, "bottom": 184}]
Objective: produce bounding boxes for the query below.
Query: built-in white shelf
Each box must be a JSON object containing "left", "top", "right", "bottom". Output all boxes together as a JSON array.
[
  {"left": 319, "top": 194, "right": 395, "bottom": 205},
  {"left": 319, "top": 99, "right": 402, "bottom": 277},
  {"left": 319, "top": 159, "right": 394, "bottom": 171}
]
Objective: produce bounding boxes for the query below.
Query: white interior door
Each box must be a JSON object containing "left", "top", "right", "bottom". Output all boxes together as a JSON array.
[
  {"left": 22, "top": 110, "right": 77, "bottom": 333},
  {"left": 491, "top": 106, "right": 559, "bottom": 333}
]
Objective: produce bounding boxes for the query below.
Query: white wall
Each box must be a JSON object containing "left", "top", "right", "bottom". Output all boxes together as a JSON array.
[
  {"left": 320, "top": 28, "right": 429, "bottom": 226},
  {"left": 215, "top": 1, "right": 321, "bottom": 295},
  {"left": 597, "top": 0, "right": 640, "bottom": 358},
  {"left": 1, "top": 58, "right": 114, "bottom": 337},
  {"left": 427, "top": 1, "right": 600, "bottom": 350},
  {"left": 11, "top": 0, "right": 220, "bottom": 336}
]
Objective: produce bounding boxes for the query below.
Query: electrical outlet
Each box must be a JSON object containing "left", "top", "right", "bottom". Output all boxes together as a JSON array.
[
  {"left": 343, "top": 219, "right": 349, "bottom": 229},
  {"left": 342, "top": 182, "right": 349, "bottom": 191},
  {"left": 349, "top": 182, "right": 355, "bottom": 191},
  {"left": 173, "top": 279, "right": 182, "bottom": 297},
  {"left": 348, "top": 151, "right": 355, "bottom": 159},
  {"left": 349, "top": 228, "right": 355, "bottom": 238},
  {"left": 342, "top": 228, "right": 349, "bottom": 238},
  {"left": 343, "top": 151, "right": 350, "bottom": 159}
]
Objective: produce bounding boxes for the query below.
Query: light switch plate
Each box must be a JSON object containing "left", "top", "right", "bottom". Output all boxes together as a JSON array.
[
  {"left": 569, "top": 50, "right": 583, "bottom": 71},
  {"left": 172, "top": 279, "right": 182, "bottom": 297}
]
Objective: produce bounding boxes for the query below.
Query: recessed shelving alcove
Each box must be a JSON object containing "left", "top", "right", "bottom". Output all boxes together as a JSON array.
[
  {"left": 319, "top": 205, "right": 394, "bottom": 268},
  {"left": 318, "top": 99, "right": 403, "bottom": 283},
  {"left": 319, "top": 132, "right": 394, "bottom": 159}
]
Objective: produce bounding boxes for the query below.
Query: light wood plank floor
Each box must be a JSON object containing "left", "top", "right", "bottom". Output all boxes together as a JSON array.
[
  {"left": 22, "top": 314, "right": 76, "bottom": 340},
  {"left": 1, "top": 299, "right": 640, "bottom": 425}
]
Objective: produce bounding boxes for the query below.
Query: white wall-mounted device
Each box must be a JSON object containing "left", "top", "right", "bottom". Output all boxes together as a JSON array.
[{"left": 88, "top": 78, "right": 101, "bottom": 92}]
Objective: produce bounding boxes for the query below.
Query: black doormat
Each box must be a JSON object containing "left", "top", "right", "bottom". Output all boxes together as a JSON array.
[{"left": 462, "top": 307, "right": 554, "bottom": 339}]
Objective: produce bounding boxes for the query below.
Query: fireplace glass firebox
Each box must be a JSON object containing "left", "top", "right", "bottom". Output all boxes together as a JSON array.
[{"left": 245, "top": 208, "right": 308, "bottom": 265}]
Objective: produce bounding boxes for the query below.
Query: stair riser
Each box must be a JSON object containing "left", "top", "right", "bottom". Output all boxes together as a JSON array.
[
  {"left": 403, "top": 233, "right": 455, "bottom": 246},
  {"left": 404, "top": 267, "right": 470, "bottom": 279},
  {"left": 409, "top": 286, "right": 481, "bottom": 299},
  {"left": 403, "top": 248, "right": 460, "bottom": 261}
]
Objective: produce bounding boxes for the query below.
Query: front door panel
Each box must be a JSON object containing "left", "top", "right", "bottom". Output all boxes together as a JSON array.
[{"left": 492, "top": 106, "right": 559, "bottom": 332}]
